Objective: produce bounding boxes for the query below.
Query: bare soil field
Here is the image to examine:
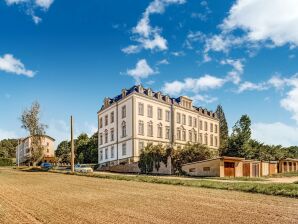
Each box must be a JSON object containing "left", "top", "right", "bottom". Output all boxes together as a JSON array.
[{"left": 0, "top": 168, "right": 297, "bottom": 224}]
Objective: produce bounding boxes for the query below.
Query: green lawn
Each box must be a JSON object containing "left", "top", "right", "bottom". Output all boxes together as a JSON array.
[
  {"left": 50, "top": 170, "right": 298, "bottom": 198},
  {"left": 270, "top": 171, "right": 298, "bottom": 178}
]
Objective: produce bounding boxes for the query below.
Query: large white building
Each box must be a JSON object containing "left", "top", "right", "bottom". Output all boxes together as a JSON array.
[{"left": 97, "top": 85, "right": 220, "bottom": 166}]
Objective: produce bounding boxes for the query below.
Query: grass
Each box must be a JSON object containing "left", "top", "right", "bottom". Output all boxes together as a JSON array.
[
  {"left": 50, "top": 170, "right": 298, "bottom": 198},
  {"left": 206, "top": 176, "right": 267, "bottom": 182},
  {"left": 270, "top": 171, "right": 298, "bottom": 178}
]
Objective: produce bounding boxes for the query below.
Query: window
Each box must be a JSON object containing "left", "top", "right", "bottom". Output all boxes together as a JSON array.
[
  {"left": 165, "top": 110, "right": 170, "bottom": 122},
  {"left": 105, "top": 115, "right": 108, "bottom": 126},
  {"left": 165, "top": 126, "right": 170, "bottom": 139},
  {"left": 47, "top": 148, "right": 49, "bottom": 153},
  {"left": 177, "top": 128, "right": 181, "bottom": 140},
  {"left": 182, "top": 114, "right": 186, "bottom": 125},
  {"left": 215, "top": 136, "right": 218, "bottom": 147},
  {"left": 139, "top": 141, "right": 144, "bottom": 152},
  {"left": 203, "top": 167, "right": 210, "bottom": 172},
  {"left": 111, "top": 146, "right": 114, "bottom": 158},
  {"left": 204, "top": 134, "right": 208, "bottom": 145},
  {"left": 99, "top": 118, "right": 103, "bottom": 128},
  {"left": 177, "top": 113, "right": 181, "bottom": 123},
  {"left": 210, "top": 134, "right": 213, "bottom": 146},
  {"left": 147, "top": 121, "right": 153, "bottom": 137},
  {"left": 157, "top": 108, "right": 162, "bottom": 120},
  {"left": 194, "top": 131, "right": 197, "bottom": 142},
  {"left": 105, "top": 130, "right": 108, "bottom": 143},
  {"left": 111, "top": 112, "right": 114, "bottom": 123},
  {"left": 215, "top": 124, "right": 218, "bottom": 133},
  {"left": 147, "top": 105, "right": 153, "bottom": 118},
  {"left": 189, "top": 130, "right": 192, "bottom": 142},
  {"left": 121, "top": 106, "right": 126, "bottom": 118},
  {"left": 194, "top": 118, "right": 197, "bottom": 127},
  {"left": 182, "top": 130, "right": 186, "bottom": 141},
  {"left": 157, "top": 124, "right": 163, "bottom": 138},
  {"left": 199, "top": 133, "right": 202, "bottom": 144},
  {"left": 110, "top": 128, "right": 114, "bottom": 141},
  {"left": 138, "top": 103, "right": 144, "bottom": 115},
  {"left": 199, "top": 120, "right": 203, "bottom": 130},
  {"left": 47, "top": 142, "right": 50, "bottom": 146},
  {"left": 105, "top": 148, "right": 108, "bottom": 159},
  {"left": 189, "top": 168, "right": 196, "bottom": 172},
  {"left": 100, "top": 133, "right": 103, "bottom": 145},
  {"left": 210, "top": 123, "right": 213, "bottom": 132},
  {"left": 138, "top": 120, "right": 144, "bottom": 135},
  {"left": 122, "top": 143, "right": 126, "bottom": 156},
  {"left": 188, "top": 116, "right": 192, "bottom": 126},
  {"left": 122, "top": 121, "right": 126, "bottom": 137},
  {"left": 99, "top": 150, "right": 103, "bottom": 161},
  {"left": 204, "top": 121, "right": 208, "bottom": 131}
]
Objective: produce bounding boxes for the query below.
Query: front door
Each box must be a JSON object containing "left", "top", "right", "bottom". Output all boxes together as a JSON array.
[{"left": 224, "top": 162, "right": 235, "bottom": 177}]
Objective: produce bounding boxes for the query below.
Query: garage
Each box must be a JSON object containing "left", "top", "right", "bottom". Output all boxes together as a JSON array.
[{"left": 224, "top": 162, "right": 235, "bottom": 177}]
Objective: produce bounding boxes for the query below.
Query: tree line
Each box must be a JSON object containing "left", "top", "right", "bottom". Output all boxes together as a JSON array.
[{"left": 55, "top": 133, "right": 98, "bottom": 164}]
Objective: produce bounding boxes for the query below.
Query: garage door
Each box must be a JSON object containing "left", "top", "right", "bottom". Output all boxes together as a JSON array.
[
  {"left": 224, "top": 162, "right": 235, "bottom": 177},
  {"left": 243, "top": 163, "right": 250, "bottom": 177},
  {"left": 252, "top": 164, "right": 259, "bottom": 177}
]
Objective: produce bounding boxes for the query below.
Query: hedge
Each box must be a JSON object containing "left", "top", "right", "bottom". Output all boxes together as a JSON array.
[{"left": 0, "top": 158, "right": 13, "bottom": 166}]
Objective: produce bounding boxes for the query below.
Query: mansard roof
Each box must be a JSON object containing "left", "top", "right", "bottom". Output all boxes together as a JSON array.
[{"left": 99, "top": 85, "right": 218, "bottom": 119}]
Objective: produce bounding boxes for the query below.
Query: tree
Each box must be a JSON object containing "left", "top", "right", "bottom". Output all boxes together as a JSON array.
[
  {"left": 138, "top": 144, "right": 168, "bottom": 174},
  {"left": 20, "top": 102, "right": 48, "bottom": 165},
  {"left": 78, "top": 152, "right": 84, "bottom": 164},
  {"left": 226, "top": 114, "right": 251, "bottom": 157},
  {"left": 215, "top": 105, "right": 229, "bottom": 155},
  {"left": 0, "top": 139, "right": 18, "bottom": 158},
  {"left": 172, "top": 143, "right": 216, "bottom": 173},
  {"left": 55, "top": 140, "right": 71, "bottom": 163}
]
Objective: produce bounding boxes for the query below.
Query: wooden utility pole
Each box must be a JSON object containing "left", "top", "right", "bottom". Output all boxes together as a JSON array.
[{"left": 71, "top": 116, "right": 75, "bottom": 173}]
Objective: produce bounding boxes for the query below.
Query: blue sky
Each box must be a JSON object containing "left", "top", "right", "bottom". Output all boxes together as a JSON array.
[{"left": 1, "top": 0, "right": 298, "bottom": 147}]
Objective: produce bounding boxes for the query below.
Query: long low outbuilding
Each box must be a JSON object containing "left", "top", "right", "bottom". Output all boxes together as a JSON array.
[
  {"left": 181, "top": 157, "right": 297, "bottom": 178},
  {"left": 181, "top": 157, "right": 245, "bottom": 177}
]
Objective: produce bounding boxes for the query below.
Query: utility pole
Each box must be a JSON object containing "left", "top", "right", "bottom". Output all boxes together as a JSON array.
[
  {"left": 71, "top": 116, "right": 75, "bottom": 173},
  {"left": 17, "top": 139, "right": 20, "bottom": 167}
]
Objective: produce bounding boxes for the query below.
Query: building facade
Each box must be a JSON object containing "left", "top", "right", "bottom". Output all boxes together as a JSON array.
[
  {"left": 97, "top": 85, "right": 220, "bottom": 166},
  {"left": 16, "top": 135, "right": 55, "bottom": 165}
]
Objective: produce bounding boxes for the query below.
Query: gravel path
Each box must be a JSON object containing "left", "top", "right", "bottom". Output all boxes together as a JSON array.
[{"left": 0, "top": 168, "right": 297, "bottom": 224}]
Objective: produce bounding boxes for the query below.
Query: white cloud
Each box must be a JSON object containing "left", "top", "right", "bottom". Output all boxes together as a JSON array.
[
  {"left": 122, "top": 0, "right": 186, "bottom": 54},
  {"left": 171, "top": 51, "right": 185, "bottom": 57},
  {"left": 162, "top": 74, "right": 225, "bottom": 96},
  {"left": 252, "top": 122, "right": 298, "bottom": 146},
  {"left": 0, "top": 54, "right": 36, "bottom": 77},
  {"left": 221, "top": 0, "right": 298, "bottom": 47},
  {"left": 121, "top": 45, "right": 141, "bottom": 54},
  {"left": 0, "top": 129, "right": 17, "bottom": 140},
  {"left": 237, "top": 81, "right": 268, "bottom": 93},
  {"left": 5, "top": 0, "right": 54, "bottom": 24},
  {"left": 191, "top": 94, "right": 217, "bottom": 104},
  {"left": 127, "top": 59, "right": 156, "bottom": 84},
  {"left": 157, "top": 59, "right": 169, "bottom": 65},
  {"left": 280, "top": 77, "right": 298, "bottom": 123}
]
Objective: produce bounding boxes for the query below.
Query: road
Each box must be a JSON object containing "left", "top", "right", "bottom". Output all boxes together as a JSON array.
[{"left": 0, "top": 168, "right": 297, "bottom": 224}]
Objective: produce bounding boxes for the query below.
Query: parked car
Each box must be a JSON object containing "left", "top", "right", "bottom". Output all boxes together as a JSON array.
[
  {"left": 40, "top": 162, "right": 53, "bottom": 170},
  {"left": 74, "top": 164, "right": 93, "bottom": 173}
]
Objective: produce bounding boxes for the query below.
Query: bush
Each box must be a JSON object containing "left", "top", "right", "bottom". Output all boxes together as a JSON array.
[{"left": 0, "top": 158, "right": 13, "bottom": 166}]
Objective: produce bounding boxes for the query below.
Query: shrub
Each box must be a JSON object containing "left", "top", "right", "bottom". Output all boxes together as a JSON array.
[{"left": 0, "top": 158, "right": 13, "bottom": 166}]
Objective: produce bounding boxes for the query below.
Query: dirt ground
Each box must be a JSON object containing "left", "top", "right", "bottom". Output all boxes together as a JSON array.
[{"left": 0, "top": 168, "right": 297, "bottom": 224}]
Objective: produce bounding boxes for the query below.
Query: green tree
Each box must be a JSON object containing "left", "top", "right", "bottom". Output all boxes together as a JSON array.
[
  {"left": 0, "top": 139, "right": 18, "bottom": 158},
  {"left": 75, "top": 133, "right": 89, "bottom": 163},
  {"left": 226, "top": 114, "right": 251, "bottom": 157},
  {"left": 55, "top": 140, "right": 71, "bottom": 163},
  {"left": 78, "top": 152, "right": 84, "bottom": 164},
  {"left": 20, "top": 102, "right": 48, "bottom": 165},
  {"left": 215, "top": 105, "right": 229, "bottom": 155},
  {"left": 172, "top": 143, "right": 216, "bottom": 173}
]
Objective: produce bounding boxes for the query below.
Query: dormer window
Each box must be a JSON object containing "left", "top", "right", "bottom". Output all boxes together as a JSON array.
[
  {"left": 137, "top": 85, "right": 143, "bottom": 93},
  {"left": 122, "top": 89, "right": 127, "bottom": 98},
  {"left": 104, "top": 98, "right": 110, "bottom": 107},
  {"left": 156, "top": 92, "right": 161, "bottom": 99},
  {"left": 147, "top": 88, "right": 152, "bottom": 97}
]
